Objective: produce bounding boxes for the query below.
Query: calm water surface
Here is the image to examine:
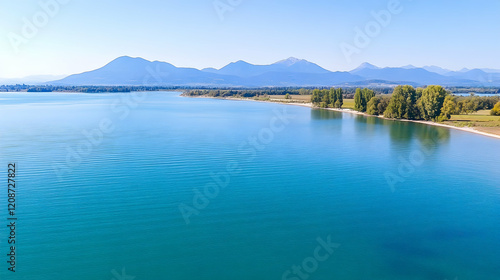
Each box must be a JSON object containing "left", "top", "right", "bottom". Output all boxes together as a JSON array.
[{"left": 0, "top": 92, "right": 499, "bottom": 280}]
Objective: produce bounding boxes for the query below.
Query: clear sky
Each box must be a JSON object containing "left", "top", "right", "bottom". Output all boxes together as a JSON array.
[{"left": 0, "top": 0, "right": 499, "bottom": 78}]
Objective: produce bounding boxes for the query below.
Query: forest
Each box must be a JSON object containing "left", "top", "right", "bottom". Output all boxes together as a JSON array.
[{"left": 312, "top": 85, "right": 500, "bottom": 121}]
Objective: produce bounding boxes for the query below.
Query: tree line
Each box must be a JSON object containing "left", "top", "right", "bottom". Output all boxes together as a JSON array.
[
  {"left": 183, "top": 87, "right": 393, "bottom": 98},
  {"left": 447, "top": 87, "right": 500, "bottom": 95},
  {"left": 310, "top": 88, "right": 344, "bottom": 108},
  {"left": 183, "top": 88, "right": 314, "bottom": 98},
  {"left": 351, "top": 85, "right": 499, "bottom": 121},
  {"left": 310, "top": 85, "right": 499, "bottom": 121}
]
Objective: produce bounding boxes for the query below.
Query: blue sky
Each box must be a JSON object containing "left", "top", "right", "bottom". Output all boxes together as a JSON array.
[{"left": 0, "top": 0, "right": 499, "bottom": 78}]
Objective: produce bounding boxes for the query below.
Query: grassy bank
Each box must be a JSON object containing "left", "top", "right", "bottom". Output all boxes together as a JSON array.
[{"left": 444, "top": 110, "right": 500, "bottom": 136}]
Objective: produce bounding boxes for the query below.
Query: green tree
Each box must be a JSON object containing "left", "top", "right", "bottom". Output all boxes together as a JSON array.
[
  {"left": 384, "top": 85, "right": 419, "bottom": 119},
  {"left": 329, "top": 88, "right": 337, "bottom": 107},
  {"left": 378, "top": 96, "right": 390, "bottom": 115},
  {"left": 416, "top": 87, "right": 424, "bottom": 100},
  {"left": 456, "top": 100, "right": 465, "bottom": 114},
  {"left": 285, "top": 93, "right": 291, "bottom": 100},
  {"left": 362, "top": 88, "right": 375, "bottom": 110},
  {"left": 354, "top": 88, "right": 368, "bottom": 112},
  {"left": 321, "top": 89, "right": 330, "bottom": 107},
  {"left": 354, "top": 88, "right": 363, "bottom": 111},
  {"left": 334, "top": 88, "right": 343, "bottom": 108},
  {"left": 311, "top": 89, "right": 321, "bottom": 104},
  {"left": 438, "top": 95, "right": 457, "bottom": 121},
  {"left": 353, "top": 88, "right": 374, "bottom": 112},
  {"left": 366, "top": 96, "right": 381, "bottom": 115},
  {"left": 491, "top": 101, "right": 500, "bottom": 116},
  {"left": 419, "top": 85, "right": 448, "bottom": 120},
  {"left": 463, "top": 98, "right": 478, "bottom": 114}
]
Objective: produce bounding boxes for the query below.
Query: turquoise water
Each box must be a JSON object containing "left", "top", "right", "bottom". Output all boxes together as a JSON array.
[{"left": 1, "top": 92, "right": 499, "bottom": 280}]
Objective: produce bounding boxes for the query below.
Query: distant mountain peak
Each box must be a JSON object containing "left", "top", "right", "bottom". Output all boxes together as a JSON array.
[
  {"left": 226, "top": 60, "right": 252, "bottom": 67},
  {"left": 105, "top": 56, "right": 151, "bottom": 68},
  {"left": 276, "top": 57, "right": 305, "bottom": 65},
  {"left": 401, "top": 65, "right": 417, "bottom": 69},
  {"left": 359, "top": 62, "right": 379, "bottom": 69},
  {"left": 351, "top": 62, "right": 380, "bottom": 73},
  {"left": 116, "top": 55, "right": 134, "bottom": 59},
  {"left": 113, "top": 56, "right": 148, "bottom": 62},
  {"left": 421, "top": 65, "right": 452, "bottom": 75}
]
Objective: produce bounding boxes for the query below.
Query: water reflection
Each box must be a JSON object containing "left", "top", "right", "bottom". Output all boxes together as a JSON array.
[
  {"left": 353, "top": 115, "right": 385, "bottom": 136},
  {"left": 387, "top": 121, "right": 416, "bottom": 142},
  {"left": 348, "top": 113, "right": 452, "bottom": 157},
  {"left": 413, "top": 124, "right": 450, "bottom": 146},
  {"left": 385, "top": 120, "right": 450, "bottom": 147},
  {"left": 354, "top": 115, "right": 379, "bottom": 125},
  {"left": 310, "top": 108, "right": 343, "bottom": 120}
]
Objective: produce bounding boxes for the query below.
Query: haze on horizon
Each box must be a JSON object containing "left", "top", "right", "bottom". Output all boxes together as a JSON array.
[{"left": 1, "top": 0, "right": 499, "bottom": 78}]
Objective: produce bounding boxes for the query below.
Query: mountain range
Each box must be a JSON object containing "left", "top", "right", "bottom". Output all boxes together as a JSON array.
[{"left": 13, "top": 56, "right": 500, "bottom": 87}]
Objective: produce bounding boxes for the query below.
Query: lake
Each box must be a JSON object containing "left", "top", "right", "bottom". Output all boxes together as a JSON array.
[
  {"left": 452, "top": 93, "right": 499, "bottom": 97},
  {"left": 1, "top": 91, "right": 499, "bottom": 280}
]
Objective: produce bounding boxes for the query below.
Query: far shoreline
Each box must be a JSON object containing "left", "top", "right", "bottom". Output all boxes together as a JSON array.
[{"left": 183, "top": 94, "right": 500, "bottom": 140}]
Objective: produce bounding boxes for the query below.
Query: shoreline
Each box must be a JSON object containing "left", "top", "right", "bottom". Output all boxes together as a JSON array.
[{"left": 184, "top": 95, "right": 500, "bottom": 140}]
